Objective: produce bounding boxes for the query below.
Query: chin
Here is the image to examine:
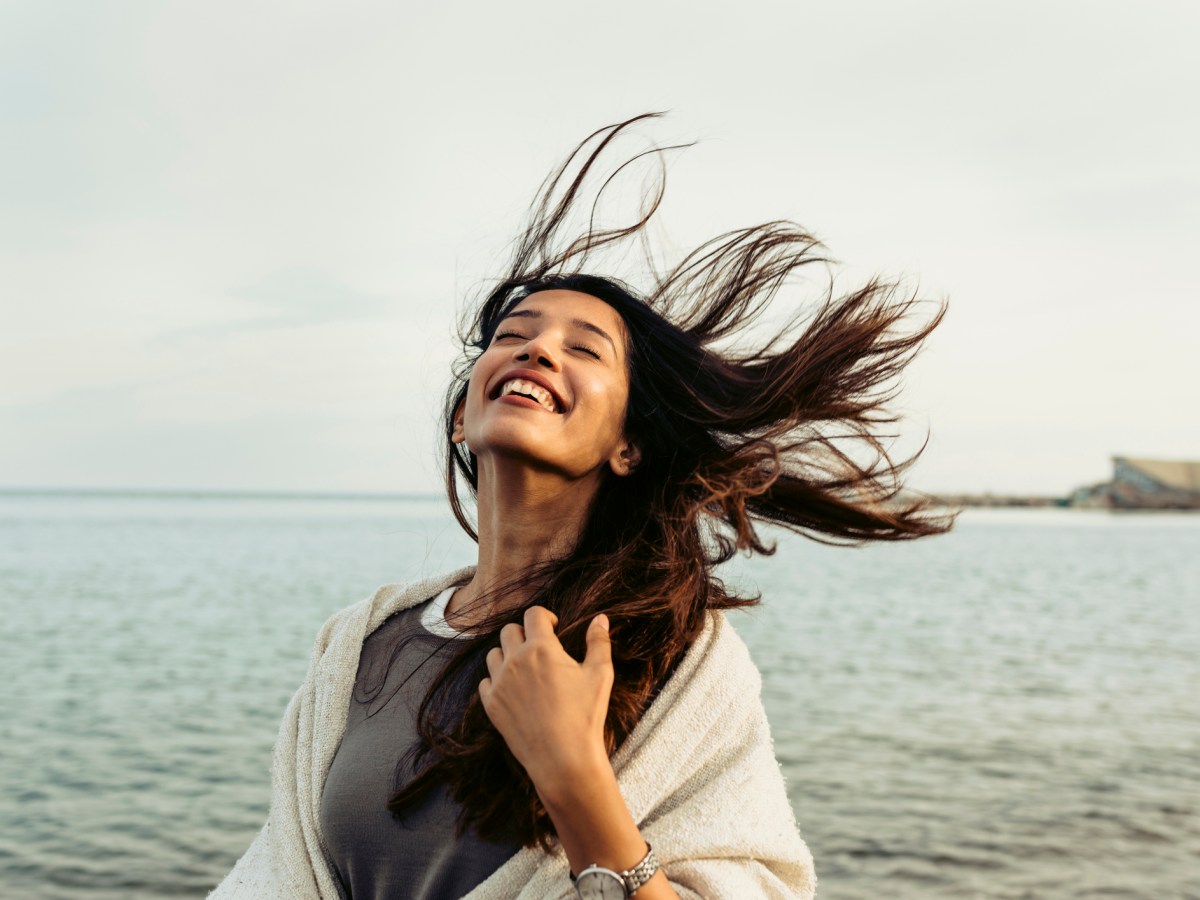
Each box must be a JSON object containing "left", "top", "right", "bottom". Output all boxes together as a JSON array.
[
  {"left": 480, "top": 444, "right": 604, "bottom": 482},
  {"left": 471, "top": 430, "right": 553, "bottom": 464}
]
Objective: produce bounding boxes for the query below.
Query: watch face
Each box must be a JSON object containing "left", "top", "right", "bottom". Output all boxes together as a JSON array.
[{"left": 576, "top": 868, "right": 627, "bottom": 900}]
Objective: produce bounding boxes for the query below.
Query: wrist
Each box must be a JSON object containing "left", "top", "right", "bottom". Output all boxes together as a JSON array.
[
  {"left": 531, "top": 742, "right": 614, "bottom": 813},
  {"left": 572, "top": 844, "right": 660, "bottom": 898}
]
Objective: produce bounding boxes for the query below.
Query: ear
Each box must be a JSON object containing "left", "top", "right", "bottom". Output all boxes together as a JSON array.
[
  {"left": 609, "top": 439, "right": 641, "bottom": 477},
  {"left": 451, "top": 400, "right": 467, "bottom": 446}
]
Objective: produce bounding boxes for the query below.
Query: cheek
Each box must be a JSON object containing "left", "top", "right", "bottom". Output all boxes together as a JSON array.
[
  {"left": 467, "top": 375, "right": 484, "bottom": 407},
  {"left": 589, "top": 383, "right": 630, "bottom": 438},
  {"left": 465, "top": 362, "right": 493, "bottom": 409}
]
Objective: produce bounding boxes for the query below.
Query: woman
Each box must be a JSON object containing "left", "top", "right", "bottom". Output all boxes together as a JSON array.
[{"left": 209, "top": 113, "right": 954, "bottom": 899}]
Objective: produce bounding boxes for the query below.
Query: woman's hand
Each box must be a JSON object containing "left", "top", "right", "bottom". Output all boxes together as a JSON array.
[
  {"left": 479, "top": 606, "right": 613, "bottom": 797},
  {"left": 480, "top": 607, "right": 679, "bottom": 898}
]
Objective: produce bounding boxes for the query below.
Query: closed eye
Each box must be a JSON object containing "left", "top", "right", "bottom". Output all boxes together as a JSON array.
[{"left": 495, "top": 330, "right": 601, "bottom": 360}]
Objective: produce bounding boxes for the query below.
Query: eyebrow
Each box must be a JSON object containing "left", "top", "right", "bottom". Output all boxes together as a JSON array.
[{"left": 500, "top": 308, "right": 618, "bottom": 353}]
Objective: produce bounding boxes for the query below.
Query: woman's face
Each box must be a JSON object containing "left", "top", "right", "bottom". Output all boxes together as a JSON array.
[{"left": 453, "top": 289, "right": 639, "bottom": 480}]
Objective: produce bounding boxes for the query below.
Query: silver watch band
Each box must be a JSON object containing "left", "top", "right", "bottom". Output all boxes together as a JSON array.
[
  {"left": 570, "top": 843, "right": 659, "bottom": 897},
  {"left": 620, "top": 843, "right": 659, "bottom": 894}
]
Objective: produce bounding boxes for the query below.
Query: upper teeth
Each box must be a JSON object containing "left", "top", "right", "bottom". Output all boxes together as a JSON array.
[{"left": 501, "top": 378, "right": 558, "bottom": 412}]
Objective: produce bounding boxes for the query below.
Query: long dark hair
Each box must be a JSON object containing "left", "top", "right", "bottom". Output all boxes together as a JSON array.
[{"left": 388, "top": 112, "right": 956, "bottom": 847}]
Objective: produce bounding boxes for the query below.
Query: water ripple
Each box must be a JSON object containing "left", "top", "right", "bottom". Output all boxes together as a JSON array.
[{"left": 2, "top": 500, "right": 1198, "bottom": 898}]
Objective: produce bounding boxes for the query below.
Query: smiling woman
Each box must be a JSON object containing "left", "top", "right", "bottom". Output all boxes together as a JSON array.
[
  {"left": 208, "top": 113, "right": 955, "bottom": 899},
  {"left": 455, "top": 292, "right": 637, "bottom": 487}
]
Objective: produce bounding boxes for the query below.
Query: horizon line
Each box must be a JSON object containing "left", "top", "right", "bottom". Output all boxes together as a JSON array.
[
  {"left": 0, "top": 485, "right": 445, "bottom": 501},
  {"left": 0, "top": 484, "right": 1071, "bottom": 502}
]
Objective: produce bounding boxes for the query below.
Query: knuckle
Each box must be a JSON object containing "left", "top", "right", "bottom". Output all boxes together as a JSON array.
[
  {"left": 526, "top": 644, "right": 548, "bottom": 662},
  {"left": 526, "top": 605, "right": 556, "bottom": 625}
]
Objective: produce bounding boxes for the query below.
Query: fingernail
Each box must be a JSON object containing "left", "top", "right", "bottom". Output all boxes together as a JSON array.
[{"left": 596, "top": 613, "right": 609, "bottom": 630}]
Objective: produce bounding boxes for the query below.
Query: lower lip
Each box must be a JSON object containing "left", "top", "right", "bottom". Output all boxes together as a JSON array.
[{"left": 497, "top": 394, "right": 556, "bottom": 412}]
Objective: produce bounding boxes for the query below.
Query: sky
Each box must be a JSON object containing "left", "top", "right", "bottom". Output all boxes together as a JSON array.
[{"left": 2, "top": 0, "right": 1197, "bottom": 496}]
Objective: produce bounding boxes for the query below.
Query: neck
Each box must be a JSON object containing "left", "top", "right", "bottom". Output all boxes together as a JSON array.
[{"left": 448, "top": 456, "right": 604, "bottom": 626}]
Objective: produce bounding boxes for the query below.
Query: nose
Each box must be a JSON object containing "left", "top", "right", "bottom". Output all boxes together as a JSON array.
[{"left": 512, "top": 333, "right": 560, "bottom": 371}]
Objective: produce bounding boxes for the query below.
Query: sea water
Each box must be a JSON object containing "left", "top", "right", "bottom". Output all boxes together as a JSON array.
[{"left": 1, "top": 492, "right": 1197, "bottom": 899}]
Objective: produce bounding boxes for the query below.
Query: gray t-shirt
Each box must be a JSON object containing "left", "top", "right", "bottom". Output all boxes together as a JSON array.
[{"left": 319, "top": 588, "right": 521, "bottom": 899}]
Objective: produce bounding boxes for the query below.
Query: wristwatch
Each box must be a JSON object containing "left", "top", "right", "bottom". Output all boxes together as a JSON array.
[{"left": 571, "top": 844, "right": 659, "bottom": 899}]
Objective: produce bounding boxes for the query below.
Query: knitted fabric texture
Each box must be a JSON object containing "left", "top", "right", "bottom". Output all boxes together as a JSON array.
[{"left": 208, "top": 567, "right": 817, "bottom": 899}]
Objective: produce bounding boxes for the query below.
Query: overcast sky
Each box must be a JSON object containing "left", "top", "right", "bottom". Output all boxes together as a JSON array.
[{"left": 2, "top": 0, "right": 1197, "bottom": 496}]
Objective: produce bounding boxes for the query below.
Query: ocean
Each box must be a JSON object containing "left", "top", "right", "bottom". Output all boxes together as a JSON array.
[{"left": 1, "top": 492, "right": 1197, "bottom": 899}]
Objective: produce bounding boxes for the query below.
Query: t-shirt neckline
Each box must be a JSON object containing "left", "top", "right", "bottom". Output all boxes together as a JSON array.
[{"left": 420, "top": 585, "right": 472, "bottom": 640}]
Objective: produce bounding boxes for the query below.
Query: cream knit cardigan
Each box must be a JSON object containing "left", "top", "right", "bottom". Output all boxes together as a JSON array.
[{"left": 208, "top": 567, "right": 817, "bottom": 899}]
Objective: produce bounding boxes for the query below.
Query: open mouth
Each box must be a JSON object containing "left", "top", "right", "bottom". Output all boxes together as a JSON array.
[{"left": 491, "top": 377, "right": 563, "bottom": 413}]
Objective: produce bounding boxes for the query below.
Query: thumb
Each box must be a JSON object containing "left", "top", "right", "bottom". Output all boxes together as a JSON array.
[{"left": 584, "top": 613, "right": 612, "bottom": 671}]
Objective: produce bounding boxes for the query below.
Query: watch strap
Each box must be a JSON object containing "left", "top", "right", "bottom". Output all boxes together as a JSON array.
[
  {"left": 570, "top": 843, "right": 659, "bottom": 897},
  {"left": 619, "top": 843, "right": 659, "bottom": 894}
]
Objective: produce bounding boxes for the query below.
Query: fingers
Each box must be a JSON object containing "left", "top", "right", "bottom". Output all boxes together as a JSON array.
[
  {"left": 478, "top": 676, "right": 492, "bottom": 706},
  {"left": 499, "top": 622, "right": 525, "bottom": 655},
  {"left": 490, "top": 607, "right": 609, "bottom": 679},
  {"left": 584, "top": 613, "right": 613, "bottom": 670},
  {"left": 485, "top": 646, "right": 503, "bottom": 679},
  {"left": 523, "top": 605, "right": 559, "bottom": 639}
]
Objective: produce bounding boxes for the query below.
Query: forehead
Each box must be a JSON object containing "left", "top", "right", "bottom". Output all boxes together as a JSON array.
[
  {"left": 507, "top": 289, "right": 623, "bottom": 325},
  {"left": 504, "top": 289, "right": 628, "bottom": 344}
]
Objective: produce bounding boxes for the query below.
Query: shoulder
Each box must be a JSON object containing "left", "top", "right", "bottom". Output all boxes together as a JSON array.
[
  {"left": 613, "top": 610, "right": 767, "bottom": 775},
  {"left": 315, "top": 566, "right": 476, "bottom": 643},
  {"left": 704, "top": 610, "right": 761, "bottom": 682},
  {"left": 301, "top": 566, "right": 476, "bottom": 673},
  {"left": 658, "top": 610, "right": 763, "bottom": 707}
]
